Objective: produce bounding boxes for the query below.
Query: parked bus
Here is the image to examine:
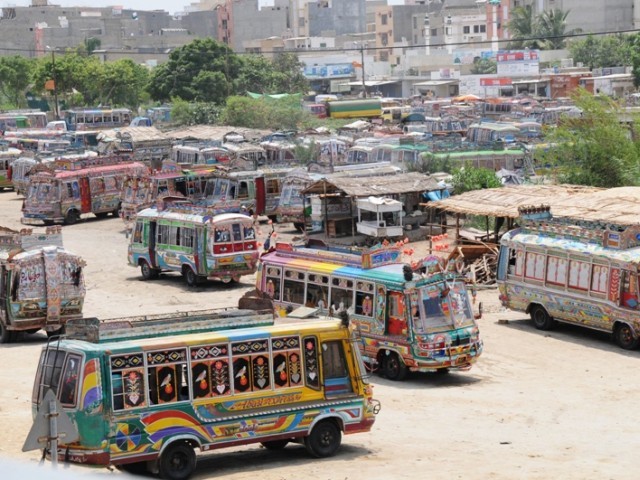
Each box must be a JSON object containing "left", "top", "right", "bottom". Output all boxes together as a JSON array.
[
  {"left": 22, "top": 158, "right": 148, "bottom": 225},
  {"left": 120, "top": 164, "right": 237, "bottom": 224},
  {"left": 0, "top": 110, "right": 48, "bottom": 130},
  {"left": 0, "top": 146, "right": 22, "bottom": 190},
  {"left": 64, "top": 108, "right": 132, "bottom": 131},
  {"left": 11, "top": 152, "right": 100, "bottom": 196},
  {"left": 0, "top": 225, "right": 85, "bottom": 343},
  {"left": 30, "top": 310, "right": 379, "bottom": 479},
  {"left": 326, "top": 99, "right": 383, "bottom": 119},
  {"left": 256, "top": 242, "right": 483, "bottom": 379},
  {"left": 276, "top": 163, "right": 401, "bottom": 231},
  {"left": 128, "top": 203, "right": 259, "bottom": 286},
  {"left": 497, "top": 205, "right": 640, "bottom": 350}
]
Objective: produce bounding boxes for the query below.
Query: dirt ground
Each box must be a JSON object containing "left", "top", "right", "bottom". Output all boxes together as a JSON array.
[{"left": 2, "top": 192, "right": 640, "bottom": 480}]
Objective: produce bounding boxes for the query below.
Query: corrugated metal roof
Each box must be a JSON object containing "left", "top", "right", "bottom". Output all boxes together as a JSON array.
[{"left": 302, "top": 171, "right": 442, "bottom": 196}]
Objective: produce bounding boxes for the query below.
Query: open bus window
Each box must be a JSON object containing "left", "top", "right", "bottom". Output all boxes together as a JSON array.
[
  {"left": 265, "top": 267, "right": 281, "bottom": 300},
  {"left": 355, "top": 280, "right": 375, "bottom": 317},
  {"left": 283, "top": 269, "right": 305, "bottom": 304},
  {"left": 243, "top": 226, "right": 255, "bottom": 240},
  {"left": 321, "top": 341, "right": 352, "bottom": 395},
  {"left": 330, "top": 277, "right": 354, "bottom": 313},
  {"left": 59, "top": 354, "right": 81, "bottom": 407},
  {"left": 306, "top": 283, "right": 328, "bottom": 309}
]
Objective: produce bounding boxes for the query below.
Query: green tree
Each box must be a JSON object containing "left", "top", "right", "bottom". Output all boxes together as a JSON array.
[
  {"left": 569, "top": 35, "right": 631, "bottom": 70},
  {"left": 451, "top": 166, "right": 502, "bottom": 195},
  {"left": 507, "top": 5, "right": 543, "bottom": 50},
  {"left": 147, "top": 38, "right": 239, "bottom": 104},
  {"left": 269, "top": 53, "right": 309, "bottom": 93},
  {"left": 470, "top": 57, "right": 497, "bottom": 75},
  {"left": 542, "top": 88, "right": 640, "bottom": 188},
  {"left": 235, "top": 55, "right": 275, "bottom": 95},
  {"left": 221, "top": 95, "right": 307, "bottom": 130},
  {"left": 537, "top": 9, "right": 581, "bottom": 50},
  {"left": 0, "top": 55, "right": 35, "bottom": 107}
]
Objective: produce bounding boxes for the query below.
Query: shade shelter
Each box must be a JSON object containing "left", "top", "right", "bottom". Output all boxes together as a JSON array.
[{"left": 356, "top": 196, "right": 404, "bottom": 238}]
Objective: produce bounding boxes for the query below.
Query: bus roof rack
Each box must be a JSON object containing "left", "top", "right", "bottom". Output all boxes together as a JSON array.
[{"left": 65, "top": 308, "right": 274, "bottom": 343}]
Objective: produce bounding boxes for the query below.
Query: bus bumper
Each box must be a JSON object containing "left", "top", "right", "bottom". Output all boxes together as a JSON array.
[
  {"left": 50, "top": 446, "right": 110, "bottom": 466},
  {"left": 21, "top": 213, "right": 62, "bottom": 225}
]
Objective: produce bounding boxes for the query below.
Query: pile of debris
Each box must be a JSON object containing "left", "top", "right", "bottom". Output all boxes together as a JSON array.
[{"left": 448, "top": 244, "right": 499, "bottom": 285}]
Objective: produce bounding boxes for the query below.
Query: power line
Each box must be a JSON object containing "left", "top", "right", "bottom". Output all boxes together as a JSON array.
[{"left": 0, "top": 28, "right": 638, "bottom": 57}]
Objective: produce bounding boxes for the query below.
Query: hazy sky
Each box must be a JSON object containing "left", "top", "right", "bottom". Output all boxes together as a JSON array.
[{"left": 2, "top": 0, "right": 271, "bottom": 16}]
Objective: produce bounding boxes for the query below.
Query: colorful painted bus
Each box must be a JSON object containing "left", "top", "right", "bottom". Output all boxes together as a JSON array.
[
  {"left": 119, "top": 164, "right": 229, "bottom": 223},
  {"left": 497, "top": 205, "right": 640, "bottom": 349},
  {"left": 0, "top": 146, "right": 22, "bottom": 190},
  {"left": 22, "top": 159, "right": 148, "bottom": 225},
  {"left": 64, "top": 108, "right": 132, "bottom": 131},
  {"left": 128, "top": 203, "right": 259, "bottom": 286},
  {"left": 31, "top": 311, "right": 379, "bottom": 479},
  {"left": 256, "top": 242, "right": 483, "bottom": 379},
  {"left": 0, "top": 225, "right": 85, "bottom": 343},
  {"left": 326, "top": 99, "right": 383, "bottom": 119}
]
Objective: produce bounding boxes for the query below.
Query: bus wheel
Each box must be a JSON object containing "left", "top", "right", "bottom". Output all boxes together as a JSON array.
[
  {"left": 111, "top": 204, "right": 121, "bottom": 217},
  {"left": 140, "top": 261, "right": 159, "bottom": 280},
  {"left": 158, "top": 442, "right": 196, "bottom": 480},
  {"left": 383, "top": 351, "right": 408, "bottom": 381},
  {"left": 293, "top": 223, "right": 306, "bottom": 233},
  {"left": 530, "top": 305, "right": 555, "bottom": 330},
  {"left": 183, "top": 267, "right": 199, "bottom": 287},
  {"left": 304, "top": 420, "right": 341, "bottom": 458},
  {"left": 0, "top": 323, "right": 16, "bottom": 344},
  {"left": 65, "top": 210, "right": 80, "bottom": 225},
  {"left": 614, "top": 323, "right": 639, "bottom": 350},
  {"left": 47, "top": 327, "right": 64, "bottom": 338},
  {"left": 261, "top": 439, "right": 289, "bottom": 450}
]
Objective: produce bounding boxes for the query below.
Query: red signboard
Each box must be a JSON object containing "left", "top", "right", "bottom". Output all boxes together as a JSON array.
[
  {"left": 480, "top": 77, "right": 512, "bottom": 86},
  {"left": 496, "top": 51, "right": 539, "bottom": 62}
]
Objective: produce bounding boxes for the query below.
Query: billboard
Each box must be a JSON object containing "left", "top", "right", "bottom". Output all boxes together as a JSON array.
[{"left": 303, "top": 64, "right": 355, "bottom": 79}]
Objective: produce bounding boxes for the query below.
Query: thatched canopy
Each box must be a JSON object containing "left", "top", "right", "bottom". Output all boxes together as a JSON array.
[
  {"left": 427, "top": 184, "right": 603, "bottom": 218},
  {"left": 550, "top": 186, "right": 640, "bottom": 226},
  {"left": 302, "top": 172, "right": 442, "bottom": 197}
]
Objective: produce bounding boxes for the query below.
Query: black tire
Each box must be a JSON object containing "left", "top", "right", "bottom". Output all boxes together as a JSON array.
[
  {"left": 382, "top": 351, "right": 408, "bottom": 381},
  {"left": 183, "top": 267, "right": 199, "bottom": 287},
  {"left": 112, "top": 204, "right": 121, "bottom": 217},
  {"left": 158, "top": 442, "right": 196, "bottom": 480},
  {"left": 614, "top": 323, "right": 639, "bottom": 350},
  {"left": 65, "top": 210, "right": 80, "bottom": 225},
  {"left": 47, "top": 327, "right": 64, "bottom": 339},
  {"left": 115, "top": 462, "right": 148, "bottom": 475},
  {"left": 260, "top": 439, "right": 289, "bottom": 450},
  {"left": 293, "top": 222, "right": 306, "bottom": 233},
  {"left": 304, "top": 420, "right": 341, "bottom": 458},
  {"left": 140, "top": 260, "right": 158, "bottom": 280},
  {"left": 530, "top": 305, "right": 555, "bottom": 330},
  {"left": 0, "top": 322, "right": 15, "bottom": 344}
]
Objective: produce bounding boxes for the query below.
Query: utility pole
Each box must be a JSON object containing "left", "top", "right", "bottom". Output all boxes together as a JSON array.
[
  {"left": 48, "top": 47, "right": 60, "bottom": 120},
  {"left": 360, "top": 43, "right": 367, "bottom": 98}
]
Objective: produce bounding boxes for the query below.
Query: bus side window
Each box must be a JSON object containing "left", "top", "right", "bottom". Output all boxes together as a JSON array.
[
  {"left": 59, "top": 355, "right": 81, "bottom": 407},
  {"left": 321, "top": 341, "right": 352, "bottom": 395},
  {"left": 133, "top": 221, "right": 143, "bottom": 244}
]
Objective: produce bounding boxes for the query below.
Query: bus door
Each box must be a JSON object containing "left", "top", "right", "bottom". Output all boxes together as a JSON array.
[
  {"left": 148, "top": 220, "right": 158, "bottom": 268},
  {"left": 79, "top": 177, "right": 91, "bottom": 213},
  {"left": 387, "top": 291, "right": 408, "bottom": 336},
  {"left": 322, "top": 340, "right": 354, "bottom": 397},
  {"left": 254, "top": 176, "right": 266, "bottom": 215}
]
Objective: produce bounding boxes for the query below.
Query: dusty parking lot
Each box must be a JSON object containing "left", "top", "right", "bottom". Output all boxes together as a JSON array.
[{"left": 1, "top": 192, "right": 640, "bottom": 480}]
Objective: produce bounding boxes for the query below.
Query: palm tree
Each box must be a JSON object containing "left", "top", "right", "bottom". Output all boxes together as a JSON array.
[
  {"left": 507, "top": 5, "right": 543, "bottom": 49},
  {"left": 537, "top": 9, "right": 581, "bottom": 50}
]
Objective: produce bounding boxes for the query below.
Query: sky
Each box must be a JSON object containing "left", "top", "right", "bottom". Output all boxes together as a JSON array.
[{"left": 2, "top": 0, "right": 273, "bottom": 16}]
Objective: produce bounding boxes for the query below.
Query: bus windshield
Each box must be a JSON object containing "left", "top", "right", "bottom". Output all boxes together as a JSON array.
[
  {"left": 27, "top": 181, "right": 60, "bottom": 204},
  {"left": 414, "top": 281, "right": 475, "bottom": 333}
]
